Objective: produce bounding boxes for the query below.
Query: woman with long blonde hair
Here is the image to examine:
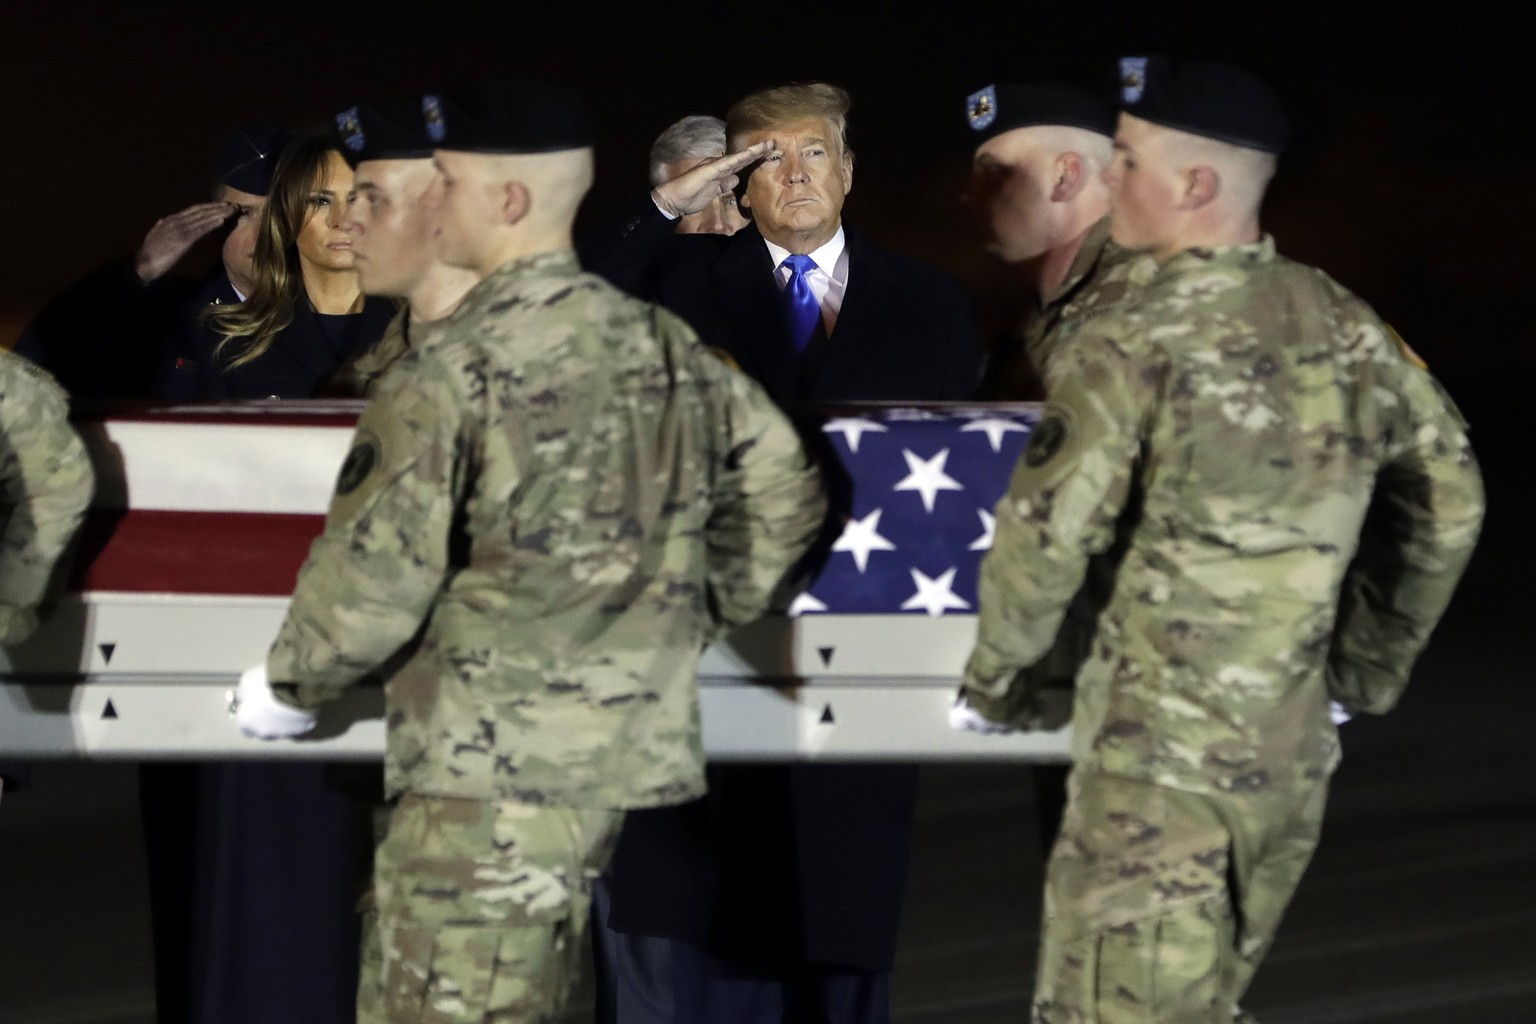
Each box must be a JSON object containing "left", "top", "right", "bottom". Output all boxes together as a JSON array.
[
  {"left": 141, "top": 129, "right": 394, "bottom": 1024},
  {"left": 180, "top": 127, "right": 393, "bottom": 397}
]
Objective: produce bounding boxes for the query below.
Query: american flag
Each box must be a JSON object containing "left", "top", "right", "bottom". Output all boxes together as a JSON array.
[
  {"left": 790, "top": 405, "right": 1039, "bottom": 617},
  {"left": 65, "top": 403, "right": 1038, "bottom": 611}
]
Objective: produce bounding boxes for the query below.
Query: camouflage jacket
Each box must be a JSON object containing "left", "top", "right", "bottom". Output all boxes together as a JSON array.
[
  {"left": 268, "top": 250, "right": 827, "bottom": 807},
  {"left": 982, "top": 216, "right": 1158, "bottom": 401},
  {"left": 0, "top": 351, "right": 95, "bottom": 645},
  {"left": 963, "top": 236, "right": 1485, "bottom": 795},
  {"left": 332, "top": 307, "right": 454, "bottom": 398}
]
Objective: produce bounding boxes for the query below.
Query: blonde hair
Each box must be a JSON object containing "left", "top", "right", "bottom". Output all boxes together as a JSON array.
[
  {"left": 726, "top": 82, "right": 853, "bottom": 160},
  {"left": 204, "top": 130, "right": 340, "bottom": 371}
]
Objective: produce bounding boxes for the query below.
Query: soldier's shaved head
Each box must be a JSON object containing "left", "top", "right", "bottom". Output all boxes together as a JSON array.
[
  {"left": 1103, "top": 113, "right": 1274, "bottom": 259},
  {"left": 968, "top": 123, "right": 1115, "bottom": 265},
  {"left": 483, "top": 148, "right": 595, "bottom": 234},
  {"left": 425, "top": 146, "right": 594, "bottom": 278}
]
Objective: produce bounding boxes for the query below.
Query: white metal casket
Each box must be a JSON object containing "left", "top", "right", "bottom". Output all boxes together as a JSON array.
[{"left": 0, "top": 401, "right": 1070, "bottom": 762}]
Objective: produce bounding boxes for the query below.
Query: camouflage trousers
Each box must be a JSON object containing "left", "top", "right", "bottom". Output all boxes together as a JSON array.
[
  {"left": 1031, "top": 771, "right": 1328, "bottom": 1024},
  {"left": 356, "top": 794, "right": 623, "bottom": 1024}
]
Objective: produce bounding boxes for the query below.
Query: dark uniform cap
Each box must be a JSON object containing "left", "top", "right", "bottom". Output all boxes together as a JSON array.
[
  {"left": 964, "top": 83, "right": 1116, "bottom": 145},
  {"left": 212, "top": 123, "right": 290, "bottom": 196},
  {"left": 424, "top": 79, "right": 592, "bottom": 154},
  {"left": 333, "top": 97, "right": 437, "bottom": 169},
  {"left": 1116, "top": 56, "right": 1291, "bottom": 154}
]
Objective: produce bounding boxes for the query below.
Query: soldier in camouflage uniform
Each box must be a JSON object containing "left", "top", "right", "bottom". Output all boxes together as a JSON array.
[
  {"left": 0, "top": 349, "right": 94, "bottom": 646},
  {"left": 234, "top": 80, "right": 827, "bottom": 1023},
  {"left": 962, "top": 82, "right": 1158, "bottom": 401},
  {"left": 956, "top": 82, "right": 1162, "bottom": 850},
  {"left": 329, "top": 98, "right": 482, "bottom": 397},
  {"left": 959, "top": 58, "right": 1486, "bottom": 1022},
  {"left": 0, "top": 344, "right": 94, "bottom": 799}
]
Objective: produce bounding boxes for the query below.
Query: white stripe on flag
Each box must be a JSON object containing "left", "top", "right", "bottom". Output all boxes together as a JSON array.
[{"left": 92, "top": 421, "right": 353, "bottom": 514}]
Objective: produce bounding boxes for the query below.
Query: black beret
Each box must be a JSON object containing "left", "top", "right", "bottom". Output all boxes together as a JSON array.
[
  {"left": 1116, "top": 56, "right": 1291, "bottom": 154},
  {"left": 333, "top": 98, "right": 436, "bottom": 168},
  {"left": 964, "top": 83, "right": 1115, "bottom": 145},
  {"left": 211, "top": 123, "right": 289, "bottom": 196},
  {"left": 424, "top": 79, "right": 592, "bottom": 154}
]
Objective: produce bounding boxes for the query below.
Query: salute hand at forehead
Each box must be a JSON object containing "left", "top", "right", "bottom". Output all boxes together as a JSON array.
[{"left": 652, "top": 139, "right": 774, "bottom": 218}]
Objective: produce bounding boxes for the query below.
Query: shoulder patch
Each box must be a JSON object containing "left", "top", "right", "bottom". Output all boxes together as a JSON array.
[
  {"left": 1024, "top": 413, "right": 1069, "bottom": 468},
  {"left": 336, "top": 430, "right": 381, "bottom": 496}
]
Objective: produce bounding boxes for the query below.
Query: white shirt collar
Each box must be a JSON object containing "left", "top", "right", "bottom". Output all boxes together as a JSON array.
[{"left": 763, "top": 226, "right": 847, "bottom": 285}]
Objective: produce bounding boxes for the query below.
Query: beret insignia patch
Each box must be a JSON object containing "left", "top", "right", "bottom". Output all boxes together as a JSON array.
[
  {"left": 335, "top": 107, "right": 365, "bottom": 152},
  {"left": 1120, "top": 57, "right": 1149, "bottom": 104},
  {"left": 336, "top": 431, "right": 381, "bottom": 495},
  {"left": 1023, "top": 414, "right": 1068, "bottom": 468},
  {"left": 967, "top": 85, "right": 997, "bottom": 131},
  {"left": 422, "top": 95, "right": 445, "bottom": 143}
]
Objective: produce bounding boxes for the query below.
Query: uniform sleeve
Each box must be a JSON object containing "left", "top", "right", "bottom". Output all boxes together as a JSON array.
[
  {"left": 697, "top": 354, "right": 828, "bottom": 630},
  {"left": 578, "top": 195, "right": 682, "bottom": 300},
  {"left": 1326, "top": 364, "right": 1485, "bottom": 714},
  {"left": 0, "top": 358, "right": 95, "bottom": 645},
  {"left": 12, "top": 259, "right": 181, "bottom": 400},
  {"left": 266, "top": 358, "right": 479, "bottom": 706},
  {"left": 960, "top": 335, "right": 1155, "bottom": 721}
]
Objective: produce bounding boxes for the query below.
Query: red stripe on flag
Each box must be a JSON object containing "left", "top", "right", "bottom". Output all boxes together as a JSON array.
[{"left": 71, "top": 509, "right": 325, "bottom": 596}]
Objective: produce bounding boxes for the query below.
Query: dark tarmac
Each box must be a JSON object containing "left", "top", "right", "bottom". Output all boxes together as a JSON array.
[{"left": 3, "top": 629, "right": 1532, "bottom": 1024}]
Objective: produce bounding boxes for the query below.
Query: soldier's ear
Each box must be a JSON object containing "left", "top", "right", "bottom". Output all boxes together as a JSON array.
[
  {"left": 501, "top": 180, "right": 531, "bottom": 226},
  {"left": 1181, "top": 165, "right": 1220, "bottom": 209},
  {"left": 1051, "top": 152, "right": 1086, "bottom": 202}
]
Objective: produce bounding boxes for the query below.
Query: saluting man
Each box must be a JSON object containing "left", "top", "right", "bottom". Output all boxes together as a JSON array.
[
  {"left": 232, "top": 79, "right": 827, "bottom": 1024},
  {"left": 958, "top": 57, "right": 1485, "bottom": 1022}
]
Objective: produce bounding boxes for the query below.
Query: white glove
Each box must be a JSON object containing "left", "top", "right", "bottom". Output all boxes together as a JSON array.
[
  {"left": 1329, "top": 701, "right": 1353, "bottom": 726},
  {"left": 233, "top": 664, "right": 317, "bottom": 740},
  {"left": 949, "top": 695, "right": 1016, "bottom": 735}
]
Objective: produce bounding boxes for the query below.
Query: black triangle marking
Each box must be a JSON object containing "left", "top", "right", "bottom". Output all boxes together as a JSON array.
[
  {"left": 818, "top": 646, "right": 834, "bottom": 667},
  {"left": 101, "top": 700, "right": 119, "bottom": 720},
  {"left": 99, "top": 643, "right": 116, "bottom": 664},
  {"left": 819, "top": 704, "right": 834, "bottom": 725}
]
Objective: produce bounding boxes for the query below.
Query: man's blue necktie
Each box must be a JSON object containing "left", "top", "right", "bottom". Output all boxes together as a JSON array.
[{"left": 780, "top": 254, "right": 822, "bottom": 352}]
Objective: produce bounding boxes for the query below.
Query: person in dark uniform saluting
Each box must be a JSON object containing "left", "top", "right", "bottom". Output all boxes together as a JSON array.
[{"left": 13, "top": 122, "right": 286, "bottom": 400}]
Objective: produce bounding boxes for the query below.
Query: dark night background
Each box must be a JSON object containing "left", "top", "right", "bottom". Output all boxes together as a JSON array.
[{"left": 1, "top": 3, "right": 1533, "bottom": 1021}]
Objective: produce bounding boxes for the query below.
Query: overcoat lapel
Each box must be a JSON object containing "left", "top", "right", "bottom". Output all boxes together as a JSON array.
[
  {"left": 712, "top": 227, "right": 800, "bottom": 401},
  {"left": 800, "top": 226, "right": 894, "bottom": 400}
]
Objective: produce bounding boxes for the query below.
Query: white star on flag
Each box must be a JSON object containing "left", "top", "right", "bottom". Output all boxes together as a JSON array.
[
  {"left": 894, "top": 448, "right": 964, "bottom": 512},
  {"left": 787, "top": 591, "right": 829, "bottom": 616},
  {"left": 832, "top": 508, "right": 897, "bottom": 572},
  {"left": 960, "top": 416, "right": 1031, "bottom": 452},
  {"left": 822, "top": 417, "right": 887, "bottom": 454},
  {"left": 900, "top": 567, "right": 971, "bottom": 617},
  {"left": 968, "top": 509, "right": 996, "bottom": 551}
]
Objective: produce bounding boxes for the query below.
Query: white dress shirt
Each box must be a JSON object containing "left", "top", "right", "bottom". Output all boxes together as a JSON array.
[{"left": 764, "top": 228, "right": 849, "bottom": 337}]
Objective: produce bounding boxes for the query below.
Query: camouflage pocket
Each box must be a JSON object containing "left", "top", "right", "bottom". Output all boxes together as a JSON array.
[
  {"left": 378, "top": 921, "right": 579, "bottom": 1024},
  {"left": 1044, "top": 776, "right": 1232, "bottom": 942},
  {"left": 1034, "top": 899, "right": 1235, "bottom": 1024},
  {"left": 374, "top": 795, "right": 619, "bottom": 927}
]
